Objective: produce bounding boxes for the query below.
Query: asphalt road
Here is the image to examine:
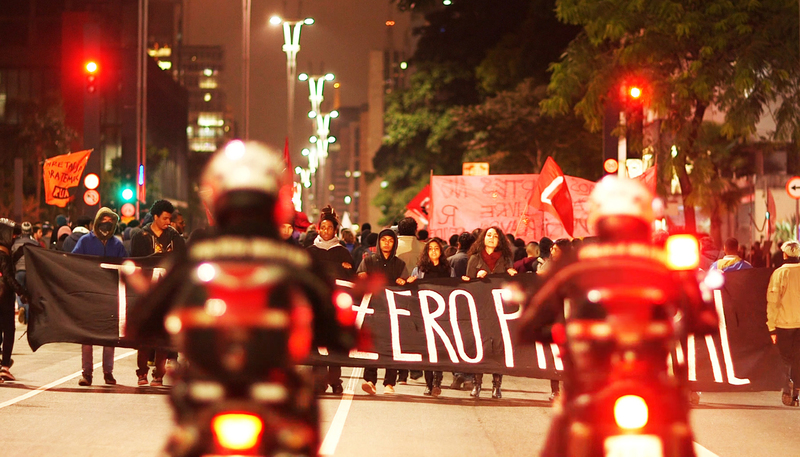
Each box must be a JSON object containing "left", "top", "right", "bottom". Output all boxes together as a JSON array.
[{"left": 1, "top": 324, "right": 799, "bottom": 457}]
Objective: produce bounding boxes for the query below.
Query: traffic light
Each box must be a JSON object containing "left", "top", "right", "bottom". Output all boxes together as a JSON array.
[
  {"left": 121, "top": 185, "right": 135, "bottom": 202},
  {"left": 603, "top": 158, "right": 619, "bottom": 174},
  {"left": 85, "top": 60, "right": 98, "bottom": 93}
]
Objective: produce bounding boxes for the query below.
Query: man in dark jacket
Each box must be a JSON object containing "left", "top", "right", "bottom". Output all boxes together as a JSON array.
[
  {"left": 356, "top": 228, "right": 408, "bottom": 395},
  {"left": 130, "top": 199, "right": 186, "bottom": 387},
  {"left": 62, "top": 215, "right": 93, "bottom": 253},
  {"left": 72, "top": 207, "right": 127, "bottom": 386},
  {"left": 11, "top": 222, "right": 39, "bottom": 324},
  {"left": 0, "top": 219, "right": 28, "bottom": 382},
  {"left": 448, "top": 232, "right": 474, "bottom": 278}
]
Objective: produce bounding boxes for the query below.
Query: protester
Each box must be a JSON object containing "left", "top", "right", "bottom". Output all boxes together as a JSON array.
[
  {"left": 407, "top": 238, "right": 454, "bottom": 397},
  {"left": 62, "top": 215, "right": 92, "bottom": 253},
  {"left": 131, "top": 199, "right": 185, "bottom": 387},
  {"left": 279, "top": 221, "right": 298, "bottom": 245},
  {"left": 463, "top": 226, "right": 517, "bottom": 399},
  {"left": 357, "top": 228, "right": 409, "bottom": 395},
  {"left": 11, "top": 222, "right": 39, "bottom": 324},
  {"left": 767, "top": 240, "right": 800, "bottom": 407},
  {"left": 40, "top": 224, "right": 52, "bottom": 248},
  {"left": 55, "top": 225, "right": 72, "bottom": 251},
  {"left": 0, "top": 219, "right": 28, "bottom": 382},
  {"left": 307, "top": 205, "right": 353, "bottom": 395},
  {"left": 513, "top": 241, "right": 541, "bottom": 274},
  {"left": 351, "top": 227, "right": 373, "bottom": 271},
  {"left": 72, "top": 207, "right": 127, "bottom": 386},
  {"left": 448, "top": 232, "right": 474, "bottom": 279},
  {"left": 711, "top": 238, "right": 753, "bottom": 272},
  {"left": 49, "top": 214, "right": 68, "bottom": 250},
  {"left": 170, "top": 210, "right": 186, "bottom": 237}
]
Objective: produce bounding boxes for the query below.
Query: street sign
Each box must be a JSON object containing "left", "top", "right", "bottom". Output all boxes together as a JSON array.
[
  {"left": 83, "top": 189, "right": 100, "bottom": 206},
  {"left": 787, "top": 177, "right": 800, "bottom": 199},
  {"left": 121, "top": 203, "right": 136, "bottom": 218}
]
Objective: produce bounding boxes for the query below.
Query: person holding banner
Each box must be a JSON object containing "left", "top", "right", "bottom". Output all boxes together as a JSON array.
[
  {"left": 0, "top": 219, "right": 29, "bottom": 382},
  {"left": 307, "top": 205, "right": 353, "bottom": 395},
  {"left": 407, "top": 238, "right": 455, "bottom": 397},
  {"left": 463, "top": 226, "right": 517, "bottom": 399},
  {"left": 72, "top": 207, "right": 127, "bottom": 386},
  {"left": 358, "top": 227, "right": 409, "bottom": 395}
]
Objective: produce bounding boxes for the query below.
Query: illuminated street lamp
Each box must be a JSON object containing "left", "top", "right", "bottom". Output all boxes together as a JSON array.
[
  {"left": 299, "top": 72, "right": 334, "bottom": 116},
  {"left": 271, "top": 15, "right": 314, "bottom": 151}
]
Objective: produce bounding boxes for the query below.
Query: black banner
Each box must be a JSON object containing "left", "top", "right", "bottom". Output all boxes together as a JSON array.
[{"left": 25, "top": 247, "right": 786, "bottom": 391}]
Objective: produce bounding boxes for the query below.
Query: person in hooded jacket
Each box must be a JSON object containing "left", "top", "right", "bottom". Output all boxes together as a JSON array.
[
  {"left": 307, "top": 205, "right": 353, "bottom": 394},
  {"left": 357, "top": 227, "right": 409, "bottom": 394},
  {"left": 71, "top": 207, "right": 127, "bottom": 385},
  {"left": 462, "top": 226, "right": 518, "bottom": 399},
  {"left": 0, "top": 219, "right": 29, "bottom": 382},
  {"left": 407, "top": 238, "right": 454, "bottom": 397},
  {"left": 62, "top": 215, "right": 93, "bottom": 253},
  {"left": 49, "top": 214, "right": 68, "bottom": 250},
  {"left": 11, "top": 222, "right": 39, "bottom": 324}
]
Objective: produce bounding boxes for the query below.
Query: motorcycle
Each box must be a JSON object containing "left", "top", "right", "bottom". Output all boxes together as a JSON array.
[
  {"left": 522, "top": 234, "right": 719, "bottom": 457},
  {"left": 126, "top": 237, "right": 357, "bottom": 457}
]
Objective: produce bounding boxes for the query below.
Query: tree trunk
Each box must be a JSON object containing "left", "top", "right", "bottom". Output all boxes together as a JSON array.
[{"left": 673, "top": 102, "right": 708, "bottom": 233}]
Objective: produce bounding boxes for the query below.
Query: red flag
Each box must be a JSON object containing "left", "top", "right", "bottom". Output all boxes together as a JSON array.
[{"left": 529, "top": 157, "right": 574, "bottom": 236}]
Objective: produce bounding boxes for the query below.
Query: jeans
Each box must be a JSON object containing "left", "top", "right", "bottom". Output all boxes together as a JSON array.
[
  {"left": 364, "top": 367, "right": 397, "bottom": 386},
  {"left": 776, "top": 328, "right": 800, "bottom": 392},
  {"left": 82, "top": 345, "right": 115, "bottom": 378}
]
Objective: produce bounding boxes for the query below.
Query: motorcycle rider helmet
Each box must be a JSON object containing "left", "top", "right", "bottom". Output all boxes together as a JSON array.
[
  {"left": 587, "top": 176, "right": 656, "bottom": 242},
  {"left": 199, "top": 140, "right": 293, "bottom": 237}
]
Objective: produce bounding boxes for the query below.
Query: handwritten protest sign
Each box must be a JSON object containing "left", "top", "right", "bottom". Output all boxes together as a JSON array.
[
  {"left": 429, "top": 174, "right": 596, "bottom": 241},
  {"left": 43, "top": 149, "right": 92, "bottom": 207}
]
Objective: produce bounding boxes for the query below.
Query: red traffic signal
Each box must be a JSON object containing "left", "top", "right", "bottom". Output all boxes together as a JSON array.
[{"left": 85, "top": 61, "right": 99, "bottom": 93}]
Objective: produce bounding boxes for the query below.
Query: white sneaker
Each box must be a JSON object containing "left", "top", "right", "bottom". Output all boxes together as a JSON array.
[
  {"left": 384, "top": 384, "right": 395, "bottom": 394},
  {"left": 361, "top": 381, "right": 376, "bottom": 395},
  {"left": 0, "top": 367, "right": 15, "bottom": 381}
]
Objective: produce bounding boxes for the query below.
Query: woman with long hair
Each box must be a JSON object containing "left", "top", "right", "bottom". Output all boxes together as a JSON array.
[
  {"left": 407, "top": 238, "right": 454, "bottom": 397},
  {"left": 463, "top": 226, "right": 517, "bottom": 399}
]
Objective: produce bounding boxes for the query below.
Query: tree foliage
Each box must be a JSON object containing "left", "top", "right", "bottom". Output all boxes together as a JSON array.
[
  {"left": 542, "top": 0, "right": 800, "bottom": 232},
  {"left": 377, "top": 0, "right": 585, "bottom": 223}
]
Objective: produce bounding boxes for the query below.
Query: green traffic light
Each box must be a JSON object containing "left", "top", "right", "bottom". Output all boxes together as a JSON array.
[{"left": 121, "top": 188, "right": 134, "bottom": 201}]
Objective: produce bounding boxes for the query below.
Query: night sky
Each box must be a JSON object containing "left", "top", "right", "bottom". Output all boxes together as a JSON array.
[{"left": 184, "top": 0, "right": 415, "bottom": 152}]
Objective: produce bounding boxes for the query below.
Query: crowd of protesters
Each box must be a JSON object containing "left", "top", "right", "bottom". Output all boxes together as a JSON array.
[
  {"left": 0, "top": 199, "right": 189, "bottom": 386},
  {"left": 3, "top": 200, "right": 800, "bottom": 406}
]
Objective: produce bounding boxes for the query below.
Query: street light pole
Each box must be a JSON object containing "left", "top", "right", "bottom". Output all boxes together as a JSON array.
[
  {"left": 242, "top": 0, "right": 251, "bottom": 140},
  {"left": 271, "top": 16, "right": 314, "bottom": 155}
]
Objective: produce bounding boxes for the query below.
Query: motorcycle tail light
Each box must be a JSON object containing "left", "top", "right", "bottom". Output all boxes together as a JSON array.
[
  {"left": 665, "top": 235, "right": 699, "bottom": 270},
  {"left": 613, "top": 395, "right": 649, "bottom": 430},
  {"left": 212, "top": 412, "right": 264, "bottom": 451}
]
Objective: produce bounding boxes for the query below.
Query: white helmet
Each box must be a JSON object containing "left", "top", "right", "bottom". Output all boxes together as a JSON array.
[
  {"left": 199, "top": 140, "right": 285, "bottom": 216},
  {"left": 587, "top": 176, "right": 656, "bottom": 233}
]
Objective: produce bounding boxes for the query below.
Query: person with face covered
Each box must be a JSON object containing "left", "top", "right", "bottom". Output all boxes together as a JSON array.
[
  {"left": 306, "top": 205, "right": 353, "bottom": 394},
  {"left": 72, "top": 207, "right": 127, "bottom": 386}
]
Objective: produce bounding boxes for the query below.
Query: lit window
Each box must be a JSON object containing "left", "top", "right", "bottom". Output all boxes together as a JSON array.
[
  {"left": 198, "top": 112, "right": 224, "bottom": 127},
  {"left": 203, "top": 68, "right": 213, "bottom": 77},
  {"left": 204, "top": 93, "right": 212, "bottom": 102}
]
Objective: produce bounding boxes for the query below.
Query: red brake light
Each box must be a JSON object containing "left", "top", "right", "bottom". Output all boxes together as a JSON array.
[
  {"left": 614, "top": 395, "right": 649, "bottom": 430},
  {"left": 212, "top": 412, "right": 263, "bottom": 450}
]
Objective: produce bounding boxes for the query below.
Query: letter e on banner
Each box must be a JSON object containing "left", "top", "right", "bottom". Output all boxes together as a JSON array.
[{"left": 386, "top": 290, "right": 422, "bottom": 362}]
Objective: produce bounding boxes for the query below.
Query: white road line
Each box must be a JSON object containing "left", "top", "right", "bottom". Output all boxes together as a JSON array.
[
  {"left": 318, "top": 367, "right": 364, "bottom": 456},
  {"left": 0, "top": 349, "right": 137, "bottom": 410},
  {"left": 694, "top": 441, "right": 720, "bottom": 457}
]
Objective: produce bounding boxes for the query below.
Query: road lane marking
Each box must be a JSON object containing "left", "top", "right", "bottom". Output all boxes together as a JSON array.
[
  {"left": 0, "top": 349, "right": 137, "bottom": 410},
  {"left": 694, "top": 442, "right": 720, "bottom": 457},
  {"left": 319, "top": 367, "right": 364, "bottom": 456}
]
